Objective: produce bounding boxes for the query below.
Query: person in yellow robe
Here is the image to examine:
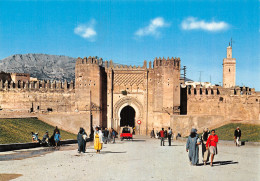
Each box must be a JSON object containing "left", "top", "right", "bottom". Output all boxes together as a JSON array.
[{"left": 94, "top": 127, "right": 103, "bottom": 153}]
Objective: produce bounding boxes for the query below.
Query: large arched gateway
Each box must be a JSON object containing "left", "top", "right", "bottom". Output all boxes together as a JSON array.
[
  {"left": 120, "top": 106, "right": 135, "bottom": 127},
  {"left": 112, "top": 97, "right": 143, "bottom": 131}
]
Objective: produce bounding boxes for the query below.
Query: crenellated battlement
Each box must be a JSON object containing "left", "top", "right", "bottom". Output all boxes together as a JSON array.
[
  {"left": 184, "top": 85, "right": 256, "bottom": 97},
  {"left": 0, "top": 79, "right": 75, "bottom": 92},
  {"left": 76, "top": 56, "right": 103, "bottom": 66},
  {"left": 76, "top": 56, "right": 180, "bottom": 71},
  {"left": 103, "top": 60, "right": 147, "bottom": 70},
  {"left": 153, "top": 57, "right": 181, "bottom": 70}
]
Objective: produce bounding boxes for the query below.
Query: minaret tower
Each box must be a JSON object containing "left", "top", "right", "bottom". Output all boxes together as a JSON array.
[{"left": 223, "top": 42, "right": 236, "bottom": 88}]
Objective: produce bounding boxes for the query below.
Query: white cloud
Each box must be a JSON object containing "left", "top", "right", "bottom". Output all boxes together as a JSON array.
[
  {"left": 181, "top": 17, "right": 229, "bottom": 32},
  {"left": 74, "top": 19, "right": 97, "bottom": 41},
  {"left": 135, "top": 17, "right": 170, "bottom": 38}
]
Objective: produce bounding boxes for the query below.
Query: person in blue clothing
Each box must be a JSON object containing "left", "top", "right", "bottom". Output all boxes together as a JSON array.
[
  {"left": 186, "top": 128, "right": 201, "bottom": 166},
  {"left": 54, "top": 131, "right": 61, "bottom": 147},
  {"left": 112, "top": 128, "right": 116, "bottom": 143}
]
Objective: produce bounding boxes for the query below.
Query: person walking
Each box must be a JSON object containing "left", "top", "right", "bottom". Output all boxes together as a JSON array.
[
  {"left": 94, "top": 127, "right": 103, "bottom": 153},
  {"left": 77, "top": 127, "right": 84, "bottom": 153},
  {"left": 201, "top": 128, "right": 210, "bottom": 165},
  {"left": 54, "top": 130, "right": 61, "bottom": 148},
  {"left": 234, "top": 127, "right": 242, "bottom": 146},
  {"left": 155, "top": 131, "right": 159, "bottom": 139},
  {"left": 103, "top": 128, "right": 109, "bottom": 144},
  {"left": 168, "top": 127, "right": 172, "bottom": 146},
  {"left": 82, "top": 128, "right": 87, "bottom": 153},
  {"left": 206, "top": 130, "right": 219, "bottom": 167},
  {"left": 160, "top": 128, "right": 165, "bottom": 146},
  {"left": 150, "top": 128, "right": 155, "bottom": 138},
  {"left": 186, "top": 128, "right": 201, "bottom": 166},
  {"left": 112, "top": 128, "right": 116, "bottom": 144}
]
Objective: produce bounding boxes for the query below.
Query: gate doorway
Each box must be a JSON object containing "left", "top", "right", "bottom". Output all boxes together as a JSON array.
[{"left": 120, "top": 106, "right": 135, "bottom": 127}]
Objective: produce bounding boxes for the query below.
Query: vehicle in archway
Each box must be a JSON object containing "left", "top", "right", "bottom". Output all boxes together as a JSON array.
[{"left": 120, "top": 127, "right": 133, "bottom": 141}]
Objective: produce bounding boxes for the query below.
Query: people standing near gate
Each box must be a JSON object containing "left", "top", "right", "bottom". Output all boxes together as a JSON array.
[
  {"left": 155, "top": 131, "right": 159, "bottom": 139},
  {"left": 234, "top": 127, "right": 242, "bottom": 147},
  {"left": 164, "top": 129, "right": 168, "bottom": 139},
  {"left": 133, "top": 127, "right": 135, "bottom": 135},
  {"left": 206, "top": 130, "right": 219, "bottom": 167},
  {"left": 150, "top": 128, "right": 155, "bottom": 138},
  {"left": 94, "top": 127, "right": 103, "bottom": 153},
  {"left": 112, "top": 128, "right": 116, "bottom": 144},
  {"left": 201, "top": 128, "right": 210, "bottom": 165},
  {"left": 168, "top": 127, "right": 172, "bottom": 146},
  {"left": 103, "top": 128, "right": 109, "bottom": 144},
  {"left": 186, "top": 128, "right": 201, "bottom": 166},
  {"left": 160, "top": 128, "right": 165, "bottom": 146}
]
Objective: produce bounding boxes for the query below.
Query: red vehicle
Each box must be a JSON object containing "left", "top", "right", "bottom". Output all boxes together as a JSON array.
[{"left": 120, "top": 127, "right": 133, "bottom": 141}]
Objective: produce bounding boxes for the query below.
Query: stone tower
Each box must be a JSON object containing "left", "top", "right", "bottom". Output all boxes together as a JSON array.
[
  {"left": 152, "top": 57, "right": 181, "bottom": 114},
  {"left": 223, "top": 45, "right": 236, "bottom": 88},
  {"left": 75, "top": 56, "right": 105, "bottom": 128}
]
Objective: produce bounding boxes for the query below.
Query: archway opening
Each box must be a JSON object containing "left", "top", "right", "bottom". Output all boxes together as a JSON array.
[{"left": 120, "top": 106, "right": 135, "bottom": 127}]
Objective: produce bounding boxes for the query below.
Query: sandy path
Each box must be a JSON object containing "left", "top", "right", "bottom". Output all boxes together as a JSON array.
[{"left": 0, "top": 136, "right": 259, "bottom": 181}]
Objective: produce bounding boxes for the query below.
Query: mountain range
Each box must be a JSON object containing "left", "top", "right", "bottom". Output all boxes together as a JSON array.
[{"left": 0, "top": 54, "right": 76, "bottom": 81}]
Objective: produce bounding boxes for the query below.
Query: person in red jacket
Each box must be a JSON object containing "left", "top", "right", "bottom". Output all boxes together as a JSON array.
[
  {"left": 159, "top": 128, "right": 165, "bottom": 146},
  {"left": 206, "top": 130, "right": 218, "bottom": 167}
]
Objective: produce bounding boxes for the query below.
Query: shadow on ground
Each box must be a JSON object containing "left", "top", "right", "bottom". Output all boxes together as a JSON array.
[
  {"left": 131, "top": 140, "right": 146, "bottom": 142},
  {"left": 197, "top": 160, "right": 239, "bottom": 166},
  {"left": 101, "top": 151, "right": 127, "bottom": 154}
]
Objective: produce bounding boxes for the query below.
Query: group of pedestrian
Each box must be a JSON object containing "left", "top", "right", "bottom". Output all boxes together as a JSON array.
[
  {"left": 186, "top": 128, "right": 218, "bottom": 167},
  {"left": 100, "top": 127, "right": 117, "bottom": 144},
  {"left": 158, "top": 127, "right": 173, "bottom": 146},
  {"left": 31, "top": 126, "right": 61, "bottom": 148},
  {"left": 77, "top": 126, "right": 118, "bottom": 154}
]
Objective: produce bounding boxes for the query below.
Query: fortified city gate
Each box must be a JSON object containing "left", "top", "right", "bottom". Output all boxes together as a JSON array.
[{"left": 75, "top": 56, "right": 181, "bottom": 135}]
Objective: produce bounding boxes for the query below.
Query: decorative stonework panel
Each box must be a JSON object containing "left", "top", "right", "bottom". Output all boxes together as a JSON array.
[{"left": 114, "top": 73, "right": 143, "bottom": 86}]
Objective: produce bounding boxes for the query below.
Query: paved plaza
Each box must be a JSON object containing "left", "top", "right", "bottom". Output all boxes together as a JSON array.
[{"left": 0, "top": 136, "right": 259, "bottom": 181}]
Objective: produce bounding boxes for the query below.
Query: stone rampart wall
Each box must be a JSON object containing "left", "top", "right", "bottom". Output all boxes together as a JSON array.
[{"left": 186, "top": 86, "right": 260, "bottom": 121}]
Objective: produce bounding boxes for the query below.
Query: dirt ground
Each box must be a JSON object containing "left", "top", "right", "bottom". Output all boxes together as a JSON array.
[{"left": 0, "top": 136, "right": 259, "bottom": 181}]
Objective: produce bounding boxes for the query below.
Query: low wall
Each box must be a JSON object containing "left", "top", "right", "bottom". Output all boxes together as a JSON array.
[
  {"left": 170, "top": 115, "right": 226, "bottom": 137},
  {"left": 0, "top": 140, "right": 78, "bottom": 152}
]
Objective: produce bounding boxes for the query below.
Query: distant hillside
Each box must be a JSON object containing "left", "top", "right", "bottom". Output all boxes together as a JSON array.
[
  {"left": 0, "top": 54, "right": 76, "bottom": 81},
  {"left": 0, "top": 53, "right": 190, "bottom": 82}
]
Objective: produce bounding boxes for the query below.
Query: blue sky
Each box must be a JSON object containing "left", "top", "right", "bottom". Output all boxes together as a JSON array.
[{"left": 0, "top": 0, "right": 259, "bottom": 90}]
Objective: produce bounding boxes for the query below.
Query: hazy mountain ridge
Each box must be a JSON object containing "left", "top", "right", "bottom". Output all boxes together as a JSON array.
[
  {"left": 0, "top": 54, "right": 76, "bottom": 81},
  {"left": 0, "top": 54, "right": 189, "bottom": 82}
]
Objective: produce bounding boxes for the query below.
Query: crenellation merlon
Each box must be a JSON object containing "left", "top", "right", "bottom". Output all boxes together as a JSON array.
[
  {"left": 153, "top": 57, "right": 181, "bottom": 70},
  {"left": 186, "top": 85, "right": 255, "bottom": 97},
  {"left": 0, "top": 79, "right": 75, "bottom": 92}
]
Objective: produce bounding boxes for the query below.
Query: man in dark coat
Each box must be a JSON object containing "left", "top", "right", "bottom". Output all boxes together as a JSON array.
[
  {"left": 234, "top": 127, "right": 242, "bottom": 146},
  {"left": 167, "top": 127, "right": 172, "bottom": 146},
  {"left": 103, "top": 128, "right": 109, "bottom": 144}
]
